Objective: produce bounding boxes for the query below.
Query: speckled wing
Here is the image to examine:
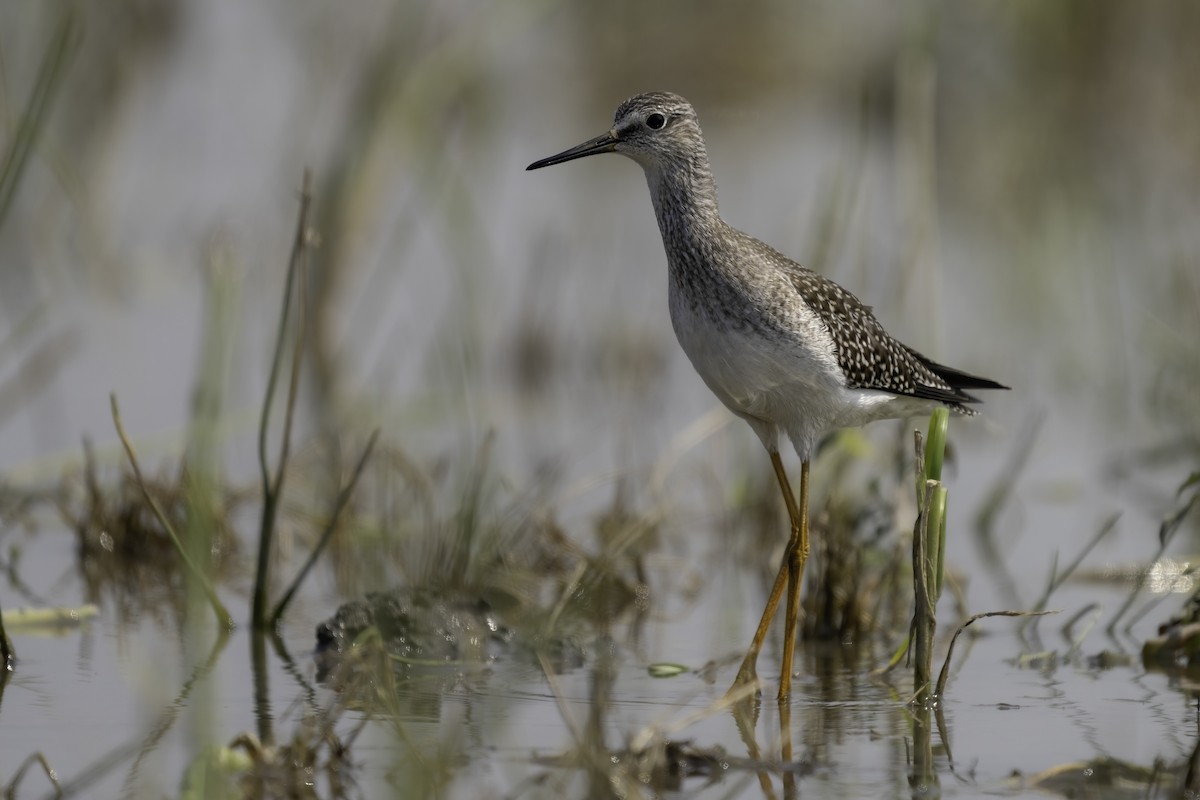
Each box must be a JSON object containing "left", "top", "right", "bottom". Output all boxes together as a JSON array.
[{"left": 783, "top": 266, "right": 993, "bottom": 410}]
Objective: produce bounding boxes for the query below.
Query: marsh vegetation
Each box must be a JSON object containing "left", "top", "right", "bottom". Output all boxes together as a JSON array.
[{"left": 1, "top": 3, "right": 1199, "bottom": 798}]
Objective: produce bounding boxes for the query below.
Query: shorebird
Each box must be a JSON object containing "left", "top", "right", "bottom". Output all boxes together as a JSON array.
[{"left": 527, "top": 91, "right": 1006, "bottom": 701}]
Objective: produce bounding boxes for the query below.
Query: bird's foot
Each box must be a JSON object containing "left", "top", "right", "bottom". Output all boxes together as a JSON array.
[{"left": 728, "top": 651, "right": 762, "bottom": 700}]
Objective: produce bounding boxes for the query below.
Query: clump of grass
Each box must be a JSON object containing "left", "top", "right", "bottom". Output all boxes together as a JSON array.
[
  {"left": 801, "top": 483, "right": 911, "bottom": 645},
  {"left": 311, "top": 433, "right": 658, "bottom": 691},
  {"left": 912, "top": 407, "right": 949, "bottom": 706},
  {"left": 1137, "top": 472, "right": 1200, "bottom": 668},
  {"left": 903, "top": 410, "right": 1054, "bottom": 705},
  {"left": 107, "top": 395, "right": 234, "bottom": 628},
  {"left": 904, "top": 410, "right": 949, "bottom": 791},
  {"left": 727, "top": 429, "right": 915, "bottom": 652},
  {"left": 1119, "top": 471, "right": 1200, "bottom": 638},
  {"left": 543, "top": 483, "right": 661, "bottom": 642},
  {"left": 56, "top": 438, "right": 243, "bottom": 625},
  {"left": 182, "top": 705, "right": 362, "bottom": 800}
]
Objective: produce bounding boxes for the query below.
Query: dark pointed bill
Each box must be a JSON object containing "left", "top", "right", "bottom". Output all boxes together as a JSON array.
[{"left": 526, "top": 132, "right": 617, "bottom": 170}]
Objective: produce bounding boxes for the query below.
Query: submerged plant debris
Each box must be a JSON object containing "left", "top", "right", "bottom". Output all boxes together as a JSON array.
[{"left": 2, "top": 5, "right": 1200, "bottom": 796}]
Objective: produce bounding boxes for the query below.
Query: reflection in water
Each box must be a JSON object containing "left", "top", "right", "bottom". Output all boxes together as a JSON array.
[
  {"left": 908, "top": 702, "right": 938, "bottom": 798},
  {"left": 3, "top": 2, "right": 1200, "bottom": 796}
]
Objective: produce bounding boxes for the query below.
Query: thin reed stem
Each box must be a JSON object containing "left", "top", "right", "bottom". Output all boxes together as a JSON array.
[
  {"left": 253, "top": 170, "right": 313, "bottom": 630},
  {"left": 110, "top": 393, "right": 232, "bottom": 628},
  {"left": 270, "top": 430, "right": 380, "bottom": 626}
]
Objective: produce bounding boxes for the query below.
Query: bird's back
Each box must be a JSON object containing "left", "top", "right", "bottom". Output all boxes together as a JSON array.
[
  {"left": 664, "top": 222, "right": 1005, "bottom": 455},
  {"left": 740, "top": 231, "right": 1003, "bottom": 409}
]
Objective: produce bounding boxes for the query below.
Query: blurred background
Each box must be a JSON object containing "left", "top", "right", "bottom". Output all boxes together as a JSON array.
[
  {"left": 2, "top": 1, "right": 1197, "bottom": 487},
  {"left": 1, "top": 0, "right": 1199, "bottom": 794},
  {"left": 5, "top": 0, "right": 1200, "bottom": 629}
]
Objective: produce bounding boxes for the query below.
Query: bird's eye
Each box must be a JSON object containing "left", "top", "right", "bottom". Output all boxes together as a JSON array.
[{"left": 646, "top": 113, "right": 666, "bottom": 130}]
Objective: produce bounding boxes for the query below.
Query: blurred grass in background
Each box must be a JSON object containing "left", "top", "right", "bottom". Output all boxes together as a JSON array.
[
  {"left": 0, "top": 1, "right": 1195, "bottom": 458},
  {"left": 1, "top": 2, "right": 1198, "bottom": 795}
]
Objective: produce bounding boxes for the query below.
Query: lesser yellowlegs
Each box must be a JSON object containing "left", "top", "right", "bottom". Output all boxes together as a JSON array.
[{"left": 527, "top": 91, "right": 1007, "bottom": 701}]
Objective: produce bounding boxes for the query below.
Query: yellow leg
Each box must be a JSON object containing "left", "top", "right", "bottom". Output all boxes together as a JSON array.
[
  {"left": 778, "top": 458, "right": 809, "bottom": 702},
  {"left": 731, "top": 453, "right": 811, "bottom": 701}
]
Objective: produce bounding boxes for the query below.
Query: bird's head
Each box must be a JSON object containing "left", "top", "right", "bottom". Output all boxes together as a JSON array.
[{"left": 527, "top": 91, "right": 703, "bottom": 173}]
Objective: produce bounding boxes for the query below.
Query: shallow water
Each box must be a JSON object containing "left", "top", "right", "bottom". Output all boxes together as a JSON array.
[
  {"left": 2, "top": 2, "right": 1199, "bottom": 798},
  {"left": 1, "top": 539, "right": 1191, "bottom": 798}
]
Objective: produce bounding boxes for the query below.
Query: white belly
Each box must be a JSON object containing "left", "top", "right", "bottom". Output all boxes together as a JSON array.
[{"left": 667, "top": 282, "right": 933, "bottom": 458}]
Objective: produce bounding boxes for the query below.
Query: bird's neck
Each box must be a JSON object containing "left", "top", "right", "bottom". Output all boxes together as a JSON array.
[{"left": 643, "top": 153, "right": 724, "bottom": 257}]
